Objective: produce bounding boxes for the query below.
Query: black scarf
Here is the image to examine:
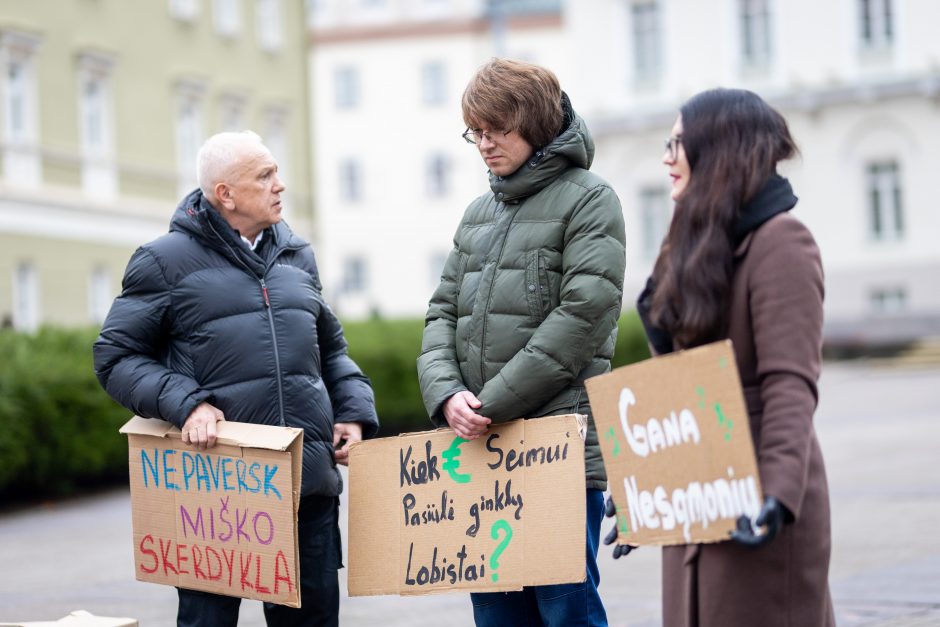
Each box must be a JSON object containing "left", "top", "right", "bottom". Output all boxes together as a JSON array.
[{"left": 636, "top": 174, "right": 798, "bottom": 355}]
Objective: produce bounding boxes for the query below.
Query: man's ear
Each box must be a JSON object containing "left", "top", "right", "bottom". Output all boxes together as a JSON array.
[{"left": 214, "top": 182, "right": 236, "bottom": 211}]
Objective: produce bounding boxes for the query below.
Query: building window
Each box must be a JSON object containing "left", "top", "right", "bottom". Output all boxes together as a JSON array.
[
  {"left": 257, "top": 0, "right": 283, "bottom": 52},
  {"left": 175, "top": 80, "right": 205, "bottom": 198},
  {"left": 77, "top": 52, "right": 117, "bottom": 200},
  {"left": 739, "top": 0, "right": 772, "bottom": 67},
  {"left": 639, "top": 186, "right": 671, "bottom": 260},
  {"left": 426, "top": 153, "right": 449, "bottom": 197},
  {"left": 859, "top": 0, "right": 893, "bottom": 49},
  {"left": 335, "top": 66, "right": 360, "bottom": 109},
  {"left": 631, "top": 1, "right": 661, "bottom": 82},
  {"left": 339, "top": 159, "right": 362, "bottom": 203},
  {"left": 213, "top": 0, "right": 241, "bottom": 36},
  {"left": 867, "top": 161, "right": 903, "bottom": 241},
  {"left": 169, "top": 0, "right": 200, "bottom": 21},
  {"left": 13, "top": 261, "right": 39, "bottom": 332},
  {"left": 263, "top": 107, "right": 290, "bottom": 208},
  {"left": 341, "top": 256, "right": 367, "bottom": 294},
  {"left": 869, "top": 286, "right": 906, "bottom": 314},
  {"left": 218, "top": 92, "right": 246, "bottom": 131},
  {"left": 1, "top": 30, "right": 41, "bottom": 188},
  {"left": 421, "top": 61, "right": 446, "bottom": 106},
  {"left": 88, "top": 266, "right": 112, "bottom": 324}
]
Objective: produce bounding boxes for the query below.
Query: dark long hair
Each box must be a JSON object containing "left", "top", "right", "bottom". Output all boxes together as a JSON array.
[{"left": 651, "top": 88, "right": 797, "bottom": 347}]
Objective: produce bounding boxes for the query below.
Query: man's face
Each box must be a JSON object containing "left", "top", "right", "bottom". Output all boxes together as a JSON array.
[
  {"left": 227, "top": 146, "right": 285, "bottom": 237},
  {"left": 471, "top": 126, "right": 534, "bottom": 178}
]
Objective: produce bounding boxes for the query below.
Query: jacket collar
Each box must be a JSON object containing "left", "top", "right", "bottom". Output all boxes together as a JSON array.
[
  {"left": 488, "top": 92, "right": 595, "bottom": 204},
  {"left": 733, "top": 174, "right": 797, "bottom": 258}
]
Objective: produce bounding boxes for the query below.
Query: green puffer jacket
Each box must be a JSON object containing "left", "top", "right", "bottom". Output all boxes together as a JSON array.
[{"left": 417, "top": 99, "right": 626, "bottom": 490}]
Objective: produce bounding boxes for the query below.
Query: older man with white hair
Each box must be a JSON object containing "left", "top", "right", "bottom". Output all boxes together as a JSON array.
[{"left": 94, "top": 131, "right": 378, "bottom": 626}]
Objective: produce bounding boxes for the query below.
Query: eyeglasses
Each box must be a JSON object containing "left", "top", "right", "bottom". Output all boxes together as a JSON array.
[
  {"left": 462, "top": 128, "right": 512, "bottom": 145},
  {"left": 664, "top": 136, "right": 683, "bottom": 162}
]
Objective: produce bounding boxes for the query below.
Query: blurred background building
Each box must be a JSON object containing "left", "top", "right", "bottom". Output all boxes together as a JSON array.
[
  {"left": 573, "top": 0, "right": 940, "bottom": 349},
  {"left": 0, "top": 0, "right": 311, "bottom": 330},
  {"left": 308, "top": 0, "right": 567, "bottom": 318},
  {"left": 310, "top": 0, "right": 940, "bottom": 350},
  {"left": 1, "top": 0, "right": 937, "bottom": 350}
]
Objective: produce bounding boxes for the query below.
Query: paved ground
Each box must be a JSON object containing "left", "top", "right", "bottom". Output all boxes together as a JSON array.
[{"left": 1, "top": 360, "right": 938, "bottom": 626}]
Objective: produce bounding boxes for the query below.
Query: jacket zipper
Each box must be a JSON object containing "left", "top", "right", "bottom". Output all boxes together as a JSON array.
[
  {"left": 479, "top": 199, "right": 517, "bottom": 385},
  {"left": 204, "top": 218, "right": 290, "bottom": 426},
  {"left": 260, "top": 277, "right": 286, "bottom": 426}
]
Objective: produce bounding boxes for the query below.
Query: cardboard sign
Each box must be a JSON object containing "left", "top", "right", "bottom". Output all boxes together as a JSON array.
[
  {"left": 120, "top": 417, "right": 303, "bottom": 607},
  {"left": 347, "top": 414, "right": 587, "bottom": 596},
  {"left": 585, "top": 340, "right": 763, "bottom": 546}
]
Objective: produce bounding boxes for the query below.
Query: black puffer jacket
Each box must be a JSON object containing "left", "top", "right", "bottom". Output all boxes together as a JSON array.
[{"left": 94, "top": 189, "right": 378, "bottom": 497}]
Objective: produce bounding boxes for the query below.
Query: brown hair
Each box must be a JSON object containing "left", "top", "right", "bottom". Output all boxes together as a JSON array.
[
  {"left": 461, "top": 58, "right": 563, "bottom": 149},
  {"left": 651, "top": 88, "right": 798, "bottom": 347}
]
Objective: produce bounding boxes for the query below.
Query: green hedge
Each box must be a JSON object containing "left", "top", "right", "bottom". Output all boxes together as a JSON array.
[
  {"left": 0, "top": 314, "right": 649, "bottom": 500},
  {"left": 0, "top": 327, "right": 130, "bottom": 501},
  {"left": 344, "top": 311, "right": 650, "bottom": 437}
]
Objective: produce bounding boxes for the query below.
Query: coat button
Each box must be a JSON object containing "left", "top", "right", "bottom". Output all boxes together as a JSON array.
[{"left": 528, "top": 284, "right": 536, "bottom": 291}]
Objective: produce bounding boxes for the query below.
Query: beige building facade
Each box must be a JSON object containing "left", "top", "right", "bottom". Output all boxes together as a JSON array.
[{"left": 0, "top": 0, "right": 311, "bottom": 330}]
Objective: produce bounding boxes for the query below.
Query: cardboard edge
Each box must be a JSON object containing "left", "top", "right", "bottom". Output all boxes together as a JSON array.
[{"left": 120, "top": 416, "right": 303, "bottom": 451}]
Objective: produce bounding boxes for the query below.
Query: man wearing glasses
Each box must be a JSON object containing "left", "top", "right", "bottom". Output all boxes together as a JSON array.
[{"left": 418, "top": 58, "right": 626, "bottom": 626}]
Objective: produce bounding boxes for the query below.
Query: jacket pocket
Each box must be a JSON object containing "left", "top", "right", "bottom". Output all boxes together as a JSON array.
[{"left": 525, "top": 250, "right": 553, "bottom": 323}]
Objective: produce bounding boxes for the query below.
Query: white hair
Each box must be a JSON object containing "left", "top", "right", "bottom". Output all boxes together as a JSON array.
[{"left": 196, "top": 130, "right": 265, "bottom": 200}]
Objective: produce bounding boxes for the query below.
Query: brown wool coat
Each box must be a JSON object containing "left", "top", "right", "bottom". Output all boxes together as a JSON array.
[{"left": 661, "top": 213, "right": 836, "bottom": 627}]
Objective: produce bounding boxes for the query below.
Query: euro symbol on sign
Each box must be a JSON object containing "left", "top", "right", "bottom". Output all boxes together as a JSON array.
[{"left": 442, "top": 436, "right": 472, "bottom": 484}]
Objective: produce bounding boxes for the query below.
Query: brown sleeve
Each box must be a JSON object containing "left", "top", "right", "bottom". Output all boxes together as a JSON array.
[{"left": 746, "top": 214, "right": 824, "bottom": 520}]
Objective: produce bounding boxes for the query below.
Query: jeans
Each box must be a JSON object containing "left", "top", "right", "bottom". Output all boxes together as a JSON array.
[
  {"left": 177, "top": 494, "right": 342, "bottom": 627},
  {"left": 470, "top": 488, "right": 608, "bottom": 627}
]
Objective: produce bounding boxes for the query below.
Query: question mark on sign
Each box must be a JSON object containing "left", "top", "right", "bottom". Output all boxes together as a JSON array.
[{"left": 489, "top": 519, "right": 514, "bottom": 582}]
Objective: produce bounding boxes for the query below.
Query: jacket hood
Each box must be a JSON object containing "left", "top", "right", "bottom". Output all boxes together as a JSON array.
[{"left": 490, "top": 92, "right": 596, "bottom": 203}]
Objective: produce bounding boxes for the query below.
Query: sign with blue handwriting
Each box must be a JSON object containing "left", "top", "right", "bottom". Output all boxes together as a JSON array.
[{"left": 120, "top": 417, "right": 303, "bottom": 607}]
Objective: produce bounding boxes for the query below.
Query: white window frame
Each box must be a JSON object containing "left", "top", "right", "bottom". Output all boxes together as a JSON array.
[
  {"left": 859, "top": 0, "right": 893, "bottom": 50},
  {"left": 335, "top": 66, "right": 360, "bottom": 109},
  {"left": 739, "top": 0, "right": 773, "bottom": 68},
  {"left": 341, "top": 256, "right": 367, "bottom": 295},
  {"left": 256, "top": 0, "right": 283, "bottom": 52},
  {"left": 262, "top": 106, "right": 290, "bottom": 210},
  {"left": 13, "top": 261, "right": 39, "bottom": 332},
  {"left": 869, "top": 286, "right": 906, "bottom": 314},
  {"left": 866, "top": 160, "right": 904, "bottom": 241},
  {"left": 175, "top": 79, "right": 206, "bottom": 198},
  {"left": 421, "top": 61, "right": 446, "bottom": 106},
  {"left": 88, "top": 265, "right": 113, "bottom": 324},
  {"left": 425, "top": 152, "right": 449, "bottom": 198},
  {"left": 76, "top": 51, "right": 117, "bottom": 200},
  {"left": 170, "top": 0, "right": 201, "bottom": 21},
  {"left": 339, "top": 159, "right": 362, "bottom": 204},
  {"left": 213, "top": 0, "right": 242, "bottom": 36},
  {"left": 630, "top": 1, "right": 661, "bottom": 83},
  {"left": 0, "top": 30, "right": 42, "bottom": 188}
]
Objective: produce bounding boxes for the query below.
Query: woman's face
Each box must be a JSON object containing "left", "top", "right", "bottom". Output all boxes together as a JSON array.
[{"left": 663, "top": 115, "right": 690, "bottom": 200}]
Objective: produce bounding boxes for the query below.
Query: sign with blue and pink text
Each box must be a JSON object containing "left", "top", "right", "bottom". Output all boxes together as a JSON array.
[{"left": 120, "top": 417, "right": 303, "bottom": 607}]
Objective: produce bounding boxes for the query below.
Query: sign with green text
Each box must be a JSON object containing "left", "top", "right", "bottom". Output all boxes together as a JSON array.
[
  {"left": 585, "top": 340, "right": 763, "bottom": 546},
  {"left": 347, "top": 415, "right": 586, "bottom": 596}
]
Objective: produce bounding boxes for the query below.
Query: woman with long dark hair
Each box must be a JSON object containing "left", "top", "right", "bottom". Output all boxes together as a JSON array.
[{"left": 634, "top": 88, "right": 835, "bottom": 626}]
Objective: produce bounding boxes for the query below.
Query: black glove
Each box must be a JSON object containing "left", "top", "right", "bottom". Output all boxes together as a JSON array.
[
  {"left": 730, "top": 496, "right": 791, "bottom": 548},
  {"left": 602, "top": 494, "right": 635, "bottom": 559}
]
